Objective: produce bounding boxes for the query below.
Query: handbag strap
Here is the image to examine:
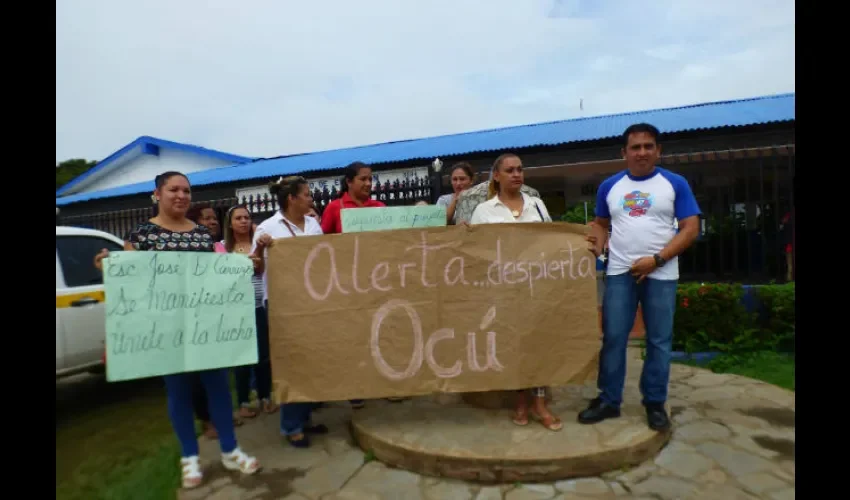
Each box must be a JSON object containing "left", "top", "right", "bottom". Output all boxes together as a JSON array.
[
  {"left": 281, "top": 217, "right": 298, "bottom": 237},
  {"left": 534, "top": 202, "right": 548, "bottom": 222}
]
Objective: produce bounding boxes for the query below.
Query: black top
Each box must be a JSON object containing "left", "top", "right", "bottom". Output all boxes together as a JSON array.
[{"left": 124, "top": 221, "right": 215, "bottom": 252}]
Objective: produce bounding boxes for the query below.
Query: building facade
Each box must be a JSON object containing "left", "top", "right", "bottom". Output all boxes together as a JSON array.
[{"left": 57, "top": 94, "right": 795, "bottom": 284}]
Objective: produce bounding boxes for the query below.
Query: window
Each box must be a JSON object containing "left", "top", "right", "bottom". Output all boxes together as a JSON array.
[{"left": 56, "top": 236, "right": 123, "bottom": 288}]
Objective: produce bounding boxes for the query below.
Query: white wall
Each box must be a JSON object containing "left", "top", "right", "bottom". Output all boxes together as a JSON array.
[{"left": 72, "top": 147, "right": 237, "bottom": 194}]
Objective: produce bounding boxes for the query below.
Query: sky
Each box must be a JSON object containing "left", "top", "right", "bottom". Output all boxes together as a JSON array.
[{"left": 56, "top": 0, "right": 795, "bottom": 164}]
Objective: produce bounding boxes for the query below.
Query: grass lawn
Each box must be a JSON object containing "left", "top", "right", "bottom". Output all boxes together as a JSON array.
[
  {"left": 56, "top": 376, "right": 180, "bottom": 500},
  {"left": 674, "top": 350, "right": 795, "bottom": 391},
  {"left": 57, "top": 373, "right": 246, "bottom": 500}
]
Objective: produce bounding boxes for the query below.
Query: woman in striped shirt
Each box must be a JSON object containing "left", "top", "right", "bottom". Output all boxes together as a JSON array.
[{"left": 223, "top": 204, "right": 278, "bottom": 415}]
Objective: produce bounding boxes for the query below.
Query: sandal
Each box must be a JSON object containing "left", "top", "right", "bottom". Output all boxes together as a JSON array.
[
  {"left": 530, "top": 409, "right": 563, "bottom": 431},
  {"left": 512, "top": 406, "right": 529, "bottom": 426},
  {"left": 180, "top": 456, "right": 203, "bottom": 489},
  {"left": 286, "top": 433, "right": 310, "bottom": 448},
  {"left": 262, "top": 399, "right": 279, "bottom": 414},
  {"left": 221, "top": 447, "right": 261, "bottom": 475},
  {"left": 238, "top": 405, "right": 257, "bottom": 419},
  {"left": 513, "top": 392, "right": 530, "bottom": 426}
]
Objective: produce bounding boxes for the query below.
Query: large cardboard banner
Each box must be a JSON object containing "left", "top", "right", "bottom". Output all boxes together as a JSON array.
[{"left": 267, "top": 223, "right": 600, "bottom": 403}]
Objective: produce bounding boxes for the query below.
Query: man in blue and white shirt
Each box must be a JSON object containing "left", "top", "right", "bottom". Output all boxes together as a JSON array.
[{"left": 579, "top": 123, "right": 701, "bottom": 432}]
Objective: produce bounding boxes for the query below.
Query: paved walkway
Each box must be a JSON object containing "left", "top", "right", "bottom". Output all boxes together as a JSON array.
[{"left": 180, "top": 348, "right": 795, "bottom": 500}]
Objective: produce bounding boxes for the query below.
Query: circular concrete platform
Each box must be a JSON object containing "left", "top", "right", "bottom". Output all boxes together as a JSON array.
[{"left": 351, "top": 386, "right": 671, "bottom": 483}]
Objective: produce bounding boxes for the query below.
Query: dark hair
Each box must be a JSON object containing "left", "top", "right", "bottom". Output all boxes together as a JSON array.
[
  {"left": 487, "top": 153, "right": 520, "bottom": 199},
  {"left": 223, "top": 204, "right": 254, "bottom": 252},
  {"left": 152, "top": 171, "right": 189, "bottom": 216},
  {"left": 622, "top": 123, "right": 660, "bottom": 147},
  {"left": 338, "top": 161, "right": 371, "bottom": 194},
  {"left": 269, "top": 176, "right": 310, "bottom": 211},
  {"left": 450, "top": 162, "right": 475, "bottom": 180},
  {"left": 186, "top": 202, "right": 213, "bottom": 224}
]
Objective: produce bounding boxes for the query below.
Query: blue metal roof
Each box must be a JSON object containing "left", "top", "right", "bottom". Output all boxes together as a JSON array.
[
  {"left": 56, "top": 92, "right": 794, "bottom": 206},
  {"left": 56, "top": 136, "right": 255, "bottom": 197}
]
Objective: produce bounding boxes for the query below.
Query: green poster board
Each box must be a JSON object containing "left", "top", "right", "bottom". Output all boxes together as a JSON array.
[
  {"left": 341, "top": 205, "right": 446, "bottom": 233},
  {"left": 102, "top": 251, "right": 258, "bottom": 382}
]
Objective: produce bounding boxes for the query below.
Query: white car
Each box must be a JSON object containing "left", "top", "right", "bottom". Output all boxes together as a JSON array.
[{"left": 56, "top": 225, "right": 124, "bottom": 379}]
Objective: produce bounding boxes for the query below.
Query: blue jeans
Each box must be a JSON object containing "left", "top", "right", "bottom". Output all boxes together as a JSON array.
[
  {"left": 280, "top": 402, "right": 321, "bottom": 436},
  {"left": 164, "top": 368, "right": 237, "bottom": 457},
  {"left": 598, "top": 273, "right": 678, "bottom": 408}
]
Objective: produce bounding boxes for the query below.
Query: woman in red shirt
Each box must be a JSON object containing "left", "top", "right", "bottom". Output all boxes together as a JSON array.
[
  {"left": 320, "top": 162, "right": 386, "bottom": 235},
  {"left": 320, "top": 162, "right": 386, "bottom": 409}
]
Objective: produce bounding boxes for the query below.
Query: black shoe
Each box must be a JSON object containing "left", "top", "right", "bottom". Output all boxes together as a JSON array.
[
  {"left": 577, "top": 398, "right": 621, "bottom": 424},
  {"left": 645, "top": 403, "right": 671, "bottom": 431},
  {"left": 286, "top": 434, "right": 311, "bottom": 448}
]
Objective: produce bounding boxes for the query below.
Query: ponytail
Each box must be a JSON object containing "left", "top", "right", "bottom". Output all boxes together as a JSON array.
[
  {"left": 488, "top": 154, "right": 518, "bottom": 200},
  {"left": 269, "top": 175, "right": 309, "bottom": 212}
]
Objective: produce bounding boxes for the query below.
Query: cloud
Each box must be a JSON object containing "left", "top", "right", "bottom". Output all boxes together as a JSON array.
[{"left": 56, "top": 0, "right": 794, "bottom": 164}]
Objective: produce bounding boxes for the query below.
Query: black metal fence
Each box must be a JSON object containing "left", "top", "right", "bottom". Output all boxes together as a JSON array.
[
  {"left": 237, "top": 175, "right": 433, "bottom": 216},
  {"left": 660, "top": 145, "right": 795, "bottom": 284}
]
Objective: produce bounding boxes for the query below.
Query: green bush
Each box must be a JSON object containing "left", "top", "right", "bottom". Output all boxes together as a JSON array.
[
  {"left": 673, "top": 282, "right": 795, "bottom": 354},
  {"left": 560, "top": 202, "right": 595, "bottom": 224},
  {"left": 754, "top": 283, "right": 796, "bottom": 350}
]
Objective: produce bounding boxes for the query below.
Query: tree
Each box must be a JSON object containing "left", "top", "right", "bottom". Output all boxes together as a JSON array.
[{"left": 56, "top": 159, "right": 97, "bottom": 190}]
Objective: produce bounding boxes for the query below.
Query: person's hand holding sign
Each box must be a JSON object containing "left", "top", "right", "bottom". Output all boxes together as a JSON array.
[
  {"left": 585, "top": 221, "right": 606, "bottom": 258},
  {"left": 256, "top": 233, "right": 273, "bottom": 249},
  {"left": 94, "top": 248, "right": 110, "bottom": 271},
  {"left": 250, "top": 233, "right": 273, "bottom": 274}
]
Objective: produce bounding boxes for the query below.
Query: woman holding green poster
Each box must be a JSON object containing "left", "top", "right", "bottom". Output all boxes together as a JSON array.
[
  {"left": 94, "top": 171, "right": 261, "bottom": 489},
  {"left": 318, "top": 161, "right": 393, "bottom": 409}
]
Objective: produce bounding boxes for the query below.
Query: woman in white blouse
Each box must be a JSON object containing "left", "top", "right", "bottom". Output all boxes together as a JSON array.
[
  {"left": 469, "top": 153, "right": 562, "bottom": 432},
  {"left": 252, "top": 176, "right": 329, "bottom": 448}
]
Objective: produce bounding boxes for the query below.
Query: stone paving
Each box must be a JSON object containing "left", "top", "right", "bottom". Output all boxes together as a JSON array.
[{"left": 180, "top": 348, "right": 795, "bottom": 500}]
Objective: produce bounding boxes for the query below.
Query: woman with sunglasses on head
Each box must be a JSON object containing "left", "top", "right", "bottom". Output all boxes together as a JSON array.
[
  {"left": 252, "top": 176, "right": 330, "bottom": 448},
  {"left": 469, "top": 154, "right": 563, "bottom": 432},
  {"left": 94, "top": 171, "right": 261, "bottom": 488},
  {"left": 223, "top": 204, "right": 277, "bottom": 416}
]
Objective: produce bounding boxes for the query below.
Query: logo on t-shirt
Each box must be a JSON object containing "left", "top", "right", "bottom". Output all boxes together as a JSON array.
[{"left": 621, "top": 190, "right": 653, "bottom": 217}]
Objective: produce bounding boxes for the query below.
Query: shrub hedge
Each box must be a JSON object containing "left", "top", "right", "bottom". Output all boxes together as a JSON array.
[{"left": 673, "top": 282, "right": 795, "bottom": 353}]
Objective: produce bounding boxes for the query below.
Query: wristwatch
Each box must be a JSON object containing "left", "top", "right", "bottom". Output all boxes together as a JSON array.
[{"left": 653, "top": 254, "right": 667, "bottom": 267}]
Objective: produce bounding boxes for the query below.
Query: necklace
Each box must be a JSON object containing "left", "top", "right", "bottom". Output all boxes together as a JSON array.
[
  {"left": 234, "top": 243, "right": 250, "bottom": 253},
  {"left": 498, "top": 195, "right": 523, "bottom": 218}
]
